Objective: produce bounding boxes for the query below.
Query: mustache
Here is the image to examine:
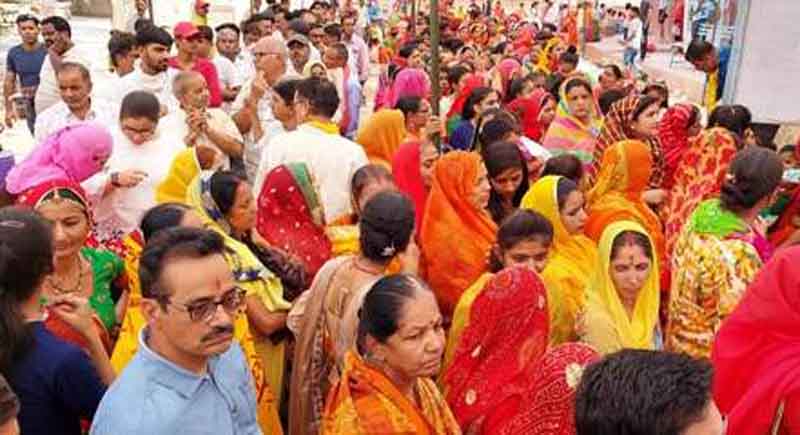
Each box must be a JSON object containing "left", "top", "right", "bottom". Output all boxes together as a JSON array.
[{"left": 200, "top": 324, "right": 235, "bottom": 342}]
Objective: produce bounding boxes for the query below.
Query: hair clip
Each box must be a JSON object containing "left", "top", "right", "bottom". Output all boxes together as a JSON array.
[
  {"left": 0, "top": 220, "right": 25, "bottom": 229},
  {"left": 381, "top": 244, "right": 397, "bottom": 257}
]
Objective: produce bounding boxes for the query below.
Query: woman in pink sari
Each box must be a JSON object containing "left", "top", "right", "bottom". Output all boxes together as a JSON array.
[{"left": 389, "top": 67, "right": 431, "bottom": 108}]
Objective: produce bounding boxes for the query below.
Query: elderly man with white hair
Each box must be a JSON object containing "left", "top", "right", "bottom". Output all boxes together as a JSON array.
[
  {"left": 231, "top": 36, "right": 296, "bottom": 182},
  {"left": 160, "top": 70, "right": 243, "bottom": 169}
]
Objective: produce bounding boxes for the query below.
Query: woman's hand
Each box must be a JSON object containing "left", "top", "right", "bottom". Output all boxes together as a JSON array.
[
  {"left": 113, "top": 170, "right": 148, "bottom": 188},
  {"left": 49, "top": 293, "right": 98, "bottom": 340}
]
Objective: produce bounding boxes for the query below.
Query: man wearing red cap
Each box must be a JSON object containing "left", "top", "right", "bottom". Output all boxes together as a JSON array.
[{"left": 168, "top": 21, "right": 223, "bottom": 108}]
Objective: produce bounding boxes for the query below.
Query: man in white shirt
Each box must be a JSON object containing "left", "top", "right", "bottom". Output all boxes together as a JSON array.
[
  {"left": 107, "top": 25, "right": 177, "bottom": 115},
  {"left": 256, "top": 77, "right": 368, "bottom": 223},
  {"left": 83, "top": 91, "right": 184, "bottom": 241},
  {"left": 623, "top": 7, "right": 643, "bottom": 74},
  {"left": 34, "top": 62, "right": 114, "bottom": 143},
  {"left": 35, "top": 16, "right": 91, "bottom": 115},
  {"left": 286, "top": 34, "right": 311, "bottom": 77},
  {"left": 160, "top": 71, "right": 243, "bottom": 165},
  {"left": 231, "top": 36, "right": 292, "bottom": 180},
  {"left": 196, "top": 25, "right": 242, "bottom": 113},
  {"left": 341, "top": 13, "right": 369, "bottom": 86},
  {"left": 215, "top": 23, "right": 255, "bottom": 85}
]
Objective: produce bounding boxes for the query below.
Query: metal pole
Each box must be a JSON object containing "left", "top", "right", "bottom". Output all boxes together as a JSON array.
[
  {"left": 429, "top": 0, "right": 441, "bottom": 149},
  {"left": 146, "top": 0, "right": 154, "bottom": 24},
  {"left": 411, "top": 0, "right": 417, "bottom": 36}
]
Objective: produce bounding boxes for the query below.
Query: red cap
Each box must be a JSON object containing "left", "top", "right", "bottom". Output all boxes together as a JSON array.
[
  {"left": 195, "top": 0, "right": 209, "bottom": 9},
  {"left": 174, "top": 22, "right": 200, "bottom": 39}
]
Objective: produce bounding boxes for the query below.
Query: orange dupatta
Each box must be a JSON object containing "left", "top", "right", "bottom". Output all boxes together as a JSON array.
[
  {"left": 322, "top": 351, "right": 462, "bottom": 435},
  {"left": 355, "top": 109, "right": 407, "bottom": 169},
  {"left": 585, "top": 140, "right": 665, "bottom": 262},
  {"left": 421, "top": 151, "right": 497, "bottom": 317}
]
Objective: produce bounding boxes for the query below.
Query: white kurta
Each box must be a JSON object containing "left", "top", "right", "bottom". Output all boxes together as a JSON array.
[
  {"left": 83, "top": 127, "right": 185, "bottom": 239},
  {"left": 255, "top": 123, "right": 368, "bottom": 223}
]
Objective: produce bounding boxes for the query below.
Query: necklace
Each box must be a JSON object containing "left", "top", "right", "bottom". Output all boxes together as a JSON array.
[
  {"left": 352, "top": 257, "right": 385, "bottom": 276},
  {"left": 46, "top": 257, "right": 87, "bottom": 295}
]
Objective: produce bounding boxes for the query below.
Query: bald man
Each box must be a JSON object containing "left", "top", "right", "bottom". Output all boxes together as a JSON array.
[
  {"left": 231, "top": 36, "right": 296, "bottom": 181},
  {"left": 159, "top": 71, "right": 243, "bottom": 167}
]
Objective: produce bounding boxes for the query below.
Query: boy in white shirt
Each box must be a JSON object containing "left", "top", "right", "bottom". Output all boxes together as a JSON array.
[{"left": 623, "top": 7, "right": 643, "bottom": 74}]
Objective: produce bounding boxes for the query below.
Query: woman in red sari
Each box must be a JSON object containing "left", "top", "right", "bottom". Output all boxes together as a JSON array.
[
  {"left": 658, "top": 103, "right": 702, "bottom": 189},
  {"left": 256, "top": 163, "right": 333, "bottom": 282},
  {"left": 442, "top": 266, "right": 549, "bottom": 434},
  {"left": 712, "top": 246, "right": 800, "bottom": 434}
]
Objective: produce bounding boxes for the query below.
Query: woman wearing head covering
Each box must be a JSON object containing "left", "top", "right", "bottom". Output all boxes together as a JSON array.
[
  {"left": 507, "top": 89, "right": 557, "bottom": 143},
  {"left": 662, "top": 110, "right": 743, "bottom": 257},
  {"left": 712, "top": 247, "right": 800, "bottom": 435},
  {"left": 389, "top": 67, "right": 431, "bottom": 108},
  {"left": 185, "top": 171, "right": 291, "bottom": 403},
  {"left": 536, "top": 37, "right": 566, "bottom": 75},
  {"left": 443, "top": 267, "right": 549, "bottom": 434},
  {"left": 581, "top": 221, "right": 661, "bottom": 355},
  {"left": 492, "top": 58, "right": 522, "bottom": 100},
  {"left": 667, "top": 147, "right": 783, "bottom": 359},
  {"left": 16, "top": 179, "right": 123, "bottom": 351},
  {"left": 521, "top": 175, "right": 598, "bottom": 339},
  {"left": 446, "top": 74, "right": 486, "bottom": 135},
  {"left": 6, "top": 122, "right": 113, "bottom": 195},
  {"left": 392, "top": 140, "right": 440, "bottom": 235},
  {"left": 303, "top": 60, "right": 328, "bottom": 79},
  {"left": 355, "top": 109, "right": 407, "bottom": 169},
  {"left": 256, "top": 163, "right": 333, "bottom": 282},
  {"left": 585, "top": 140, "right": 665, "bottom": 262},
  {"left": 542, "top": 77, "right": 603, "bottom": 164},
  {"left": 108, "top": 202, "right": 283, "bottom": 434},
  {"left": 421, "top": 151, "right": 497, "bottom": 318},
  {"left": 589, "top": 95, "right": 664, "bottom": 188},
  {"left": 489, "top": 343, "right": 600, "bottom": 434},
  {"left": 658, "top": 103, "right": 702, "bottom": 190}
]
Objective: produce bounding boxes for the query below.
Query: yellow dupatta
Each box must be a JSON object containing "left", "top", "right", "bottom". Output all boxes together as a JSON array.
[
  {"left": 109, "top": 234, "right": 284, "bottom": 434},
  {"left": 355, "top": 109, "right": 407, "bottom": 170},
  {"left": 582, "top": 221, "right": 660, "bottom": 354},
  {"left": 186, "top": 171, "right": 291, "bottom": 404},
  {"left": 521, "top": 176, "right": 598, "bottom": 339},
  {"left": 155, "top": 148, "right": 200, "bottom": 204}
]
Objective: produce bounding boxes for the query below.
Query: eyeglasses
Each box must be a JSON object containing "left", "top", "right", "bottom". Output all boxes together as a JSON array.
[
  {"left": 121, "top": 124, "right": 156, "bottom": 140},
  {"left": 163, "top": 287, "right": 247, "bottom": 322},
  {"left": 253, "top": 51, "right": 283, "bottom": 59}
]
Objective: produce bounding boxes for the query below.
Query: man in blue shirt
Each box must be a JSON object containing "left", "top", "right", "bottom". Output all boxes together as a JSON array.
[
  {"left": 685, "top": 38, "right": 731, "bottom": 109},
  {"left": 90, "top": 228, "right": 262, "bottom": 435},
  {"left": 4, "top": 14, "right": 47, "bottom": 132}
]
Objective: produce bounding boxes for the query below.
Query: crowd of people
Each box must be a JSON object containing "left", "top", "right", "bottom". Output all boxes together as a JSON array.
[{"left": 0, "top": 0, "right": 798, "bottom": 434}]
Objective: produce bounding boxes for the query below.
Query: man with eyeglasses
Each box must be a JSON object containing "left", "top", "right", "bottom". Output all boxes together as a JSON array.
[
  {"left": 90, "top": 227, "right": 262, "bottom": 435},
  {"left": 4, "top": 14, "right": 46, "bottom": 131},
  {"left": 232, "top": 36, "right": 293, "bottom": 182},
  {"left": 83, "top": 91, "right": 184, "bottom": 244}
]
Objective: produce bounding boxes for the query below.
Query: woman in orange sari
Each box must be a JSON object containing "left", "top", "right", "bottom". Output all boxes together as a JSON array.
[
  {"left": 355, "top": 109, "right": 408, "bottom": 169},
  {"left": 442, "top": 267, "right": 550, "bottom": 434},
  {"left": 662, "top": 105, "right": 747, "bottom": 256},
  {"left": 585, "top": 140, "right": 665, "bottom": 262},
  {"left": 322, "top": 274, "right": 460, "bottom": 435},
  {"left": 421, "top": 151, "right": 497, "bottom": 318}
]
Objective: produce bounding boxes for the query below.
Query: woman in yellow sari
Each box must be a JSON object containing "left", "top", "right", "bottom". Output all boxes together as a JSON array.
[
  {"left": 521, "top": 175, "right": 598, "bottom": 338},
  {"left": 186, "top": 170, "right": 291, "bottom": 405},
  {"left": 355, "top": 109, "right": 407, "bottom": 169},
  {"left": 585, "top": 139, "right": 665, "bottom": 263},
  {"left": 109, "top": 202, "right": 284, "bottom": 434},
  {"left": 322, "top": 274, "right": 460, "bottom": 435},
  {"left": 580, "top": 221, "right": 661, "bottom": 355},
  {"left": 535, "top": 37, "right": 567, "bottom": 75}
]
